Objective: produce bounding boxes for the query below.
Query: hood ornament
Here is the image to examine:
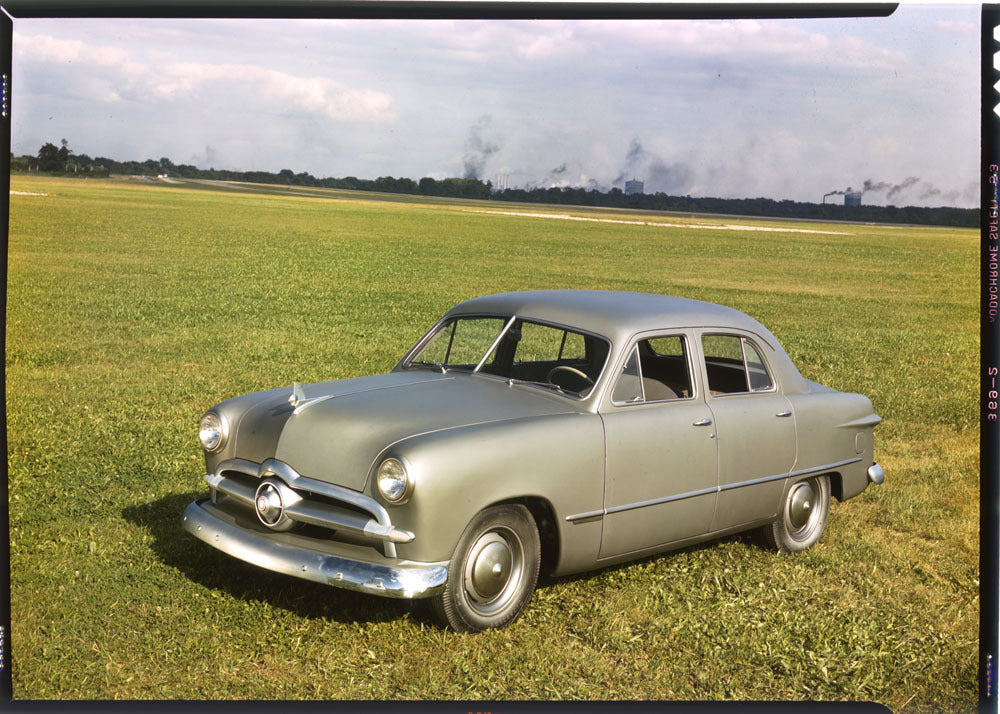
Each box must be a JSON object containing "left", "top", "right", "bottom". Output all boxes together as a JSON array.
[{"left": 289, "top": 381, "right": 306, "bottom": 408}]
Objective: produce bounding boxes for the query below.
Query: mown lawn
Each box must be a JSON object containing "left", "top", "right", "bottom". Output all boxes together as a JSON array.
[{"left": 6, "top": 175, "right": 979, "bottom": 708}]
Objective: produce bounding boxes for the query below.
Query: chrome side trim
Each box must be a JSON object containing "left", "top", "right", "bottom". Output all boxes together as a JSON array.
[
  {"left": 604, "top": 486, "right": 718, "bottom": 516},
  {"left": 719, "top": 471, "right": 794, "bottom": 492},
  {"left": 564, "top": 509, "right": 604, "bottom": 523},
  {"left": 785, "top": 456, "right": 863, "bottom": 480},
  {"left": 719, "top": 457, "right": 863, "bottom": 492},
  {"left": 564, "top": 457, "right": 866, "bottom": 522},
  {"left": 182, "top": 501, "right": 446, "bottom": 599}
]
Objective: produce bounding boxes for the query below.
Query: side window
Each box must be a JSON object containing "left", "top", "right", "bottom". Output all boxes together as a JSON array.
[
  {"left": 641, "top": 335, "right": 691, "bottom": 400},
  {"left": 612, "top": 335, "right": 692, "bottom": 404},
  {"left": 702, "top": 334, "right": 774, "bottom": 394},
  {"left": 743, "top": 341, "right": 773, "bottom": 391},
  {"left": 559, "top": 330, "right": 586, "bottom": 361},
  {"left": 702, "top": 335, "right": 748, "bottom": 394},
  {"left": 611, "top": 345, "right": 643, "bottom": 403},
  {"left": 513, "top": 321, "right": 564, "bottom": 363},
  {"left": 513, "top": 323, "right": 587, "bottom": 363},
  {"left": 648, "top": 336, "right": 683, "bottom": 358}
]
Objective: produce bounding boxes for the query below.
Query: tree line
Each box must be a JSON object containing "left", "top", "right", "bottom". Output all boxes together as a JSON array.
[
  {"left": 12, "top": 141, "right": 977, "bottom": 228},
  {"left": 496, "top": 185, "right": 977, "bottom": 228},
  {"left": 11, "top": 142, "right": 495, "bottom": 200}
]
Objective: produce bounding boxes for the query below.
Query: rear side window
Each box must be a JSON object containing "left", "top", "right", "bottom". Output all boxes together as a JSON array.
[
  {"left": 702, "top": 334, "right": 774, "bottom": 395},
  {"left": 743, "top": 341, "right": 773, "bottom": 391}
]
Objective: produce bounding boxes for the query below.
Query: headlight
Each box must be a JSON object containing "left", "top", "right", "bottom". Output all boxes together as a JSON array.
[
  {"left": 377, "top": 458, "right": 412, "bottom": 504},
  {"left": 198, "top": 411, "right": 227, "bottom": 452}
]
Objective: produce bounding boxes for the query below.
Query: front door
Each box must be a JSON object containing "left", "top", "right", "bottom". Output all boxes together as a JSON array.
[{"left": 599, "top": 334, "right": 719, "bottom": 559}]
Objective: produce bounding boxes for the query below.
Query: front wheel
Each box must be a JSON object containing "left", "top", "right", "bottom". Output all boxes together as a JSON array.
[
  {"left": 762, "top": 474, "right": 830, "bottom": 553},
  {"left": 431, "top": 504, "right": 540, "bottom": 632}
]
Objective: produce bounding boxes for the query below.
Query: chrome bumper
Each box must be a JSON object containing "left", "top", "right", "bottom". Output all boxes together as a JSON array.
[
  {"left": 182, "top": 500, "right": 448, "bottom": 599},
  {"left": 867, "top": 463, "right": 885, "bottom": 485}
]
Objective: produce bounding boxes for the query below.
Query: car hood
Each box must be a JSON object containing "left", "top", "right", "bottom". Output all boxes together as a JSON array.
[{"left": 231, "top": 370, "right": 575, "bottom": 491}]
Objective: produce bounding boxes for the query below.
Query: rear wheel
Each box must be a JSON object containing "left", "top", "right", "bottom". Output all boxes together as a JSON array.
[
  {"left": 762, "top": 475, "right": 830, "bottom": 552},
  {"left": 431, "top": 504, "right": 540, "bottom": 632}
]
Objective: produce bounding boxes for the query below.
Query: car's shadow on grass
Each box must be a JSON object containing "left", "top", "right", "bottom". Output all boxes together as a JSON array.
[
  {"left": 536, "top": 530, "right": 765, "bottom": 590},
  {"left": 122, "top": 493, "right": 419, "bottom": 627},
  {"left": 124, "top": 493, "right": 768, "bottom": 630}
]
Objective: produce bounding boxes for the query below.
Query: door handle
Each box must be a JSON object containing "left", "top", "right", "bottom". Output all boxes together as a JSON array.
[
  {"left": 775, "top": 410, "right": 792, "bottom": 418},
  {"left": 693, "top": 418, "right": 713, "bottom": 426}
]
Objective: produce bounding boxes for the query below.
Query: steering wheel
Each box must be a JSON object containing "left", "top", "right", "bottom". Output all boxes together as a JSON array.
[{"left": 546, "top": 365, "right": 594, "bottom": 388}]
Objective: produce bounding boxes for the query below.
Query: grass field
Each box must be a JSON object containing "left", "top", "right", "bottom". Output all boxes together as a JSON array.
[{"left": 6, "top": 175, "right": 979, "bottom": 708}]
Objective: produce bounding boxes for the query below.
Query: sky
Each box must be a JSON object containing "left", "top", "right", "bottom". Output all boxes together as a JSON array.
[{"left": 10, "top": 5, "right": 981, "bottom": 208}]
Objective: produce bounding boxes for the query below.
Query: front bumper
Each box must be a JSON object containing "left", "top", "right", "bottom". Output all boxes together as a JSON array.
[{"left": 182, "top": 499, "right": 448, "bottom": 599}]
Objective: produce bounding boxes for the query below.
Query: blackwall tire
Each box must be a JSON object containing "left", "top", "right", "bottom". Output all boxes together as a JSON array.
[
  {"left": 431, "top": 504, "right": 540, "bottom": 633},
  {"left": 763, "top": 475, "right": 830, "bottom": 553}
]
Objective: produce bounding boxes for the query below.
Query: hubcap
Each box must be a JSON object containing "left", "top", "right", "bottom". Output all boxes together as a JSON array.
[
  {"left": 788, "top": 481, "right": 815, "bottom": 530},
  {"left": 255, "top": 482, "right": 284, "bottom": 526},
  {"left": 463, "top": 528, "right": 523, "bottom": 613}
]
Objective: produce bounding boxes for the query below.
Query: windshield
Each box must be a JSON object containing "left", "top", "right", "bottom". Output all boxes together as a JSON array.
[{"left": 404, "top": 315, "right": 610, "bottom": 397}]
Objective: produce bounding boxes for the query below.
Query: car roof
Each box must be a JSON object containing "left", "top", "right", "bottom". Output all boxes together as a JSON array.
[{"left": 446, "top": 290, "right": 773, "bottom": 345}]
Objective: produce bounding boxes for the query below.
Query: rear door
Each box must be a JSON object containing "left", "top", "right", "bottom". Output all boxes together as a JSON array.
[{"left": 697, "top": 332, "right": 797, "bottom": 531}]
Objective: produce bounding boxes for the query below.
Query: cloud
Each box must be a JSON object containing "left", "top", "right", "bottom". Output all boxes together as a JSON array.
[
  {"left": 146, "top": 62, "right": 394, "bottom": 121},
  {"left": 570, "top": 20, "right": 907, "bottom": 72},
  {"left": 17, "top": 32, "right": 133, "bottom": 68},
  {"left": 933, "top": 20, "right": 977, "bottom": 36},
  {"left": 10, "top": 12, "right": 977, "bottom": 208},
  {"left": 515, "top": 25, "right": 579, "bottom": 60},
  {"left": 344, "top": 19, "right": 906, "bottom": 79},
  {"left": 16, "top": 33, "right": 395, "bottom": 123}
]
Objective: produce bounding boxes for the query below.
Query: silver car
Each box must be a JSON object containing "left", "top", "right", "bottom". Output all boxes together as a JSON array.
[{"left": 183, "top": 290, "right": 883, "bottom": 632}]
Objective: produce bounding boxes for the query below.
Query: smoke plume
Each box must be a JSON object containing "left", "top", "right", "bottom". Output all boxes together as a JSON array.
[
  {"left": 823, "top": 176, "right": 964, "bottom": 206},
  {"left": 462, "top": 116, "right": 500, "bottom": 180},
  {"left": 823, "top": 187, "right": 854, "bottom": 200},
  {"left": 885, "top": 177, "right": 920, "bottom": 202},
  {"left": 543, "top": 163, "right": 568, "bottom": 185},
  {"left": 612, "top": 137, "right": 693, "bottom": 194},
  {"left": 613, "top": 137, "right": 647, "bottom": 185},
  {"left": 648, "top": 159, "right": 693, "bottom": 194}
]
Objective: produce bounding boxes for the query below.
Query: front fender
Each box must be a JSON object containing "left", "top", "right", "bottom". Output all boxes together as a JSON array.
[
  {"left": 380, "top": 412, "right": 606, "bottom": 567},
  {"left": 203, "top": 386, "right": 291, "bottom": 473}
]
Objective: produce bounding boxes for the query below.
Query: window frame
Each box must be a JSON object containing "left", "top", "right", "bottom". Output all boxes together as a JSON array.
[
  {"left": 700, "top": 332, "right": 778, "bottom": 397},
  {"left": 609, "top": 331, "right": 698, "bottom": 408}
]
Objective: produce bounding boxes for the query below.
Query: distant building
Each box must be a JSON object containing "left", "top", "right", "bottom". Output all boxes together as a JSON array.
[
  {"left": 844, "top": 192, "right": 862, "bottom": 207},
  {"left": 624, "top": 179, "right": 644, "bottom": 196}
]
